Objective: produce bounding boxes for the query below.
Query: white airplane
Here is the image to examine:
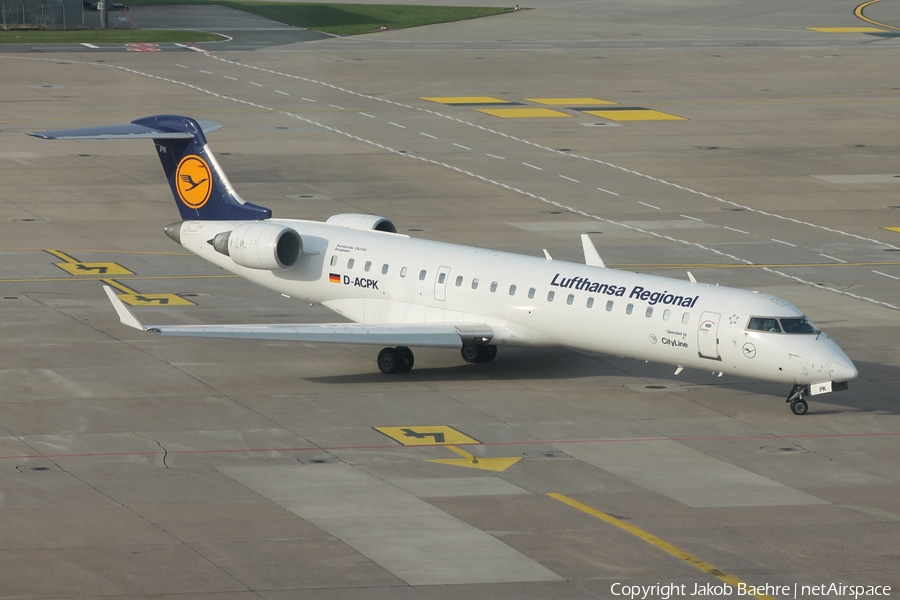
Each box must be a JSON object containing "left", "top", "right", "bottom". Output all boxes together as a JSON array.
[{"left": 29, "top": 115, "right": 858, "bottom": 415}]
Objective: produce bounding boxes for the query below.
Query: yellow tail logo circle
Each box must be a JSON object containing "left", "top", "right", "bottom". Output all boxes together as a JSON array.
[{"left": 175, "top": 155, "right": 212, "bottom": 209}]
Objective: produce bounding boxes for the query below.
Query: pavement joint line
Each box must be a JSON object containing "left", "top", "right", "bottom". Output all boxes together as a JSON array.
[
  {"left": 215, "top": 53, "right": 899, "bottom": 252},
  {"left": 3, "top": 431, "right": 899, "bottom": 461},
  {"left": 547, "top": 493, "right": 778, "bottom": 600},
  {"left": 44, "top": 249, "right": 78, "bottom": 263},
  {"left": 8, "top": 55, "right": 897, "bottom": 311}
]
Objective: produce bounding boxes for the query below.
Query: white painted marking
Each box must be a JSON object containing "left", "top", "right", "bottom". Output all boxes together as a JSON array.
[
  {"left": 223, "top": 75, "right": 237, "bottom": 80},
  {"left": 724, "top": 226, "right": 749, "bottom": 234},
  {"left": 819, "top": 254, "right": 847, "bottom": 263},
  {"left": 522, "top": 162, "right": 542, "bottom": 170},
  {"left": 560, "top": 175, "right": 579, "bottom": 183},
  {"left": 872, "top": 270, "right": 900, "bottom": 280},
  {"left": 329, "top": 104, "right": 343, "bottom": 109},
  {"left": 249, "top": 82, "right": 263, "bottom": 87},
  {"left": 359, "top": 112, "right": 376, "bottom": 118},
  {"left": 275, "top": 90, "right": 289, "bottom": 96},
  {"left": 301, "top": 97, "right": 316, "bottom": 102},
  {"left": 199, "top": 70, "right": 213, "bottom": 74},
  {"left": 596, "top": 187, "right": 619, "bottom": 196},
  {"left": 175, "top": 64, "right": 188, "bottom": 68},
  {"left": 80, "top": 43, "right": 99, "bottom": 49},
  {"left": 389, "top": 122, "right": 406, "bottom": 129},
  {"left": 452, "top": 143, "right": 470, "bottom": 150},
  {"left": 772, "top": 238, "right": 797, "bottom": 247},
  {"left": 681, "top": 214, "right": 703, "bottom": 222},
  {"left": 486, "top": 154, "right": 506, "bottom": 160},
  {"left": 419, "top": 132, "right": 438, "bottom": 139},
  {"left": 639, "top": 202, "right": 660, "bottom": 210}
]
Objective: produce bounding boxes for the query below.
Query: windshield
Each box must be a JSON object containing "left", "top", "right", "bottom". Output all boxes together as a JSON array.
[
  {"left": 747, "top": 316, "right": 819, "bottom": 334},
  {"left": 780, "top": 317, "right": 818, "bottom": 334}
]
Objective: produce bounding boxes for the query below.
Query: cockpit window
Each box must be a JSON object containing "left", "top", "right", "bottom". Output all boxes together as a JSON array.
[
  {"left": 780, "top": 317, "right": 818, "bottom": 334},
  {"left": 747, "top": 317, "right": 782, "bottom": 333}
]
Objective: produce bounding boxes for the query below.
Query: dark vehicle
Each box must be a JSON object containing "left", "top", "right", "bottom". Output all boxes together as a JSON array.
[{"left": 83, "top": 0, "right": 129, "bottom": 10}]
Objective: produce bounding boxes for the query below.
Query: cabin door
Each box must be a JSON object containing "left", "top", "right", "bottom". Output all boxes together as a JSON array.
[
  {"left": 434, "top": 266, "right": 451, "bottom": 301},
  {"left": 697, "top": 311, "right": 722, "bottom": 360}
]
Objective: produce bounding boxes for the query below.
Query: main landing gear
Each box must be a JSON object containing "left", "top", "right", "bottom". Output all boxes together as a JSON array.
[
  {"left": 377, "top": 346, "right": 414, "bottom": 374},
  {"left": 376, "top": 344, "right": 498, "bottom": 374},
  {"left": 786, "top": 384, "right": 809, "bottom": 416},
  {"left": 461, "top": 343, "right": 497, "bottom": 364}
]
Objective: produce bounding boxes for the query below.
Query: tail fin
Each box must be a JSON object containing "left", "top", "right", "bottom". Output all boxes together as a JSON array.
[{"left": 28, "top": 115, "right": 271, "bottom": 221}]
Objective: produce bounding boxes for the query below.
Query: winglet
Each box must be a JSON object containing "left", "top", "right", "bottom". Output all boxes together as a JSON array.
[
  {"left": 581, "top": 234, "right": 606, "bottom": 268},
  {"left": 543, "top": 249, "right": 553, "bottom": 260},
  {"left": 103, "top": 286, "right": 146, "bottom": 331},
  {"left": 687, "top": 271, "right": 697, "bottom": 283}
]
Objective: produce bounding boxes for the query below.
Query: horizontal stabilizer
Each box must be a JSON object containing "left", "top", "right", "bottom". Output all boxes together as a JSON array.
[
  {"left": 103, "top": 286, "right": 492, "bottom": 348},
  {"left": 27, "top": 120, "right": 222, "bottom": 141}
]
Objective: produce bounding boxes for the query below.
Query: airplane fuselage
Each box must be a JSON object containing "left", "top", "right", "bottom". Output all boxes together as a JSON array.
[{"left": 176, "top": 218, "right": 857, "bottom": 387}]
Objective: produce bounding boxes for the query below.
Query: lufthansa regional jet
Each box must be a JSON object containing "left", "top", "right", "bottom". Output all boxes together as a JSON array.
[{"left": 29, "top": 115, "right": 858, "bottom": 415}]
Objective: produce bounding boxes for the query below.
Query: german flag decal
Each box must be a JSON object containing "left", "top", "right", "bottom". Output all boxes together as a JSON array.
[{"left": 329, "top": 273, "right": 341, "bottom": 284}]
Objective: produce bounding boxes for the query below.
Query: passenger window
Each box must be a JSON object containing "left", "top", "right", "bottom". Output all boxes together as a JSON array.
[
  {"left": 490, "top": 281, "right": 498, "bottom": 292},
  {"left": 682, "top": 312, "right": 690, "bottom": 324},
  {"left": 472, "top": 278, "right": 479, "bottom": 290},
  {"left": 456, "top": 276, "right": 463, "bottom": 287},
  {"left": 419, "top": 270, "right": 427, "bottom": 281},
  {"left": 347, "top": 258, "right": 355, "bottom": 269},
  {"left": 330, "top": 255, "right": 337, "bottom": 266},
  {"left": 663, "top": 309, "right": 671, "bottom": 321},
  {"left": 587, "top": 297, "right": 594, "bottom": 308},
  {"left": 400, "top": 267, "right": 407, "bottom": 278},
  {"left": 509, "top": 284, "right": 516, "bottom": 295},
  {"left": 645, "top": 307, "right": 653, "bottom": 318},
  {"left": 382, "top": 264, "right": 389, "bottom": 275},
  {"left": 547, "top": 291, "right": 555, "bottom": 302},
  {"left": 606, "top": 300, "right": 614, "bottom": 312},
  {"left": 438, "top": 273, "right": 446, "bottom": 284},
  {"left": 528, "top": 288, "right": 535, "bottom": 299},
  {"left": 365, "top": 261, "right": 372, "bottom": 272},
  {"left": 567, "top": 294, "right": 574, "bottom": 305},
  {"left": 748, "top": 317, "right": 781, "bottom": 333},
  {"left": 626, "top": 303, "right": 634, "bottom": 315}
]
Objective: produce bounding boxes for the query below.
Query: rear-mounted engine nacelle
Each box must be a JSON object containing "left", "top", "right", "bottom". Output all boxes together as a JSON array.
[
  {"left": 210, "top": 223, "right": 302, "bottom": 270},
  {"left": 325, "top": 213, "right": 397, "bottom": 233}
]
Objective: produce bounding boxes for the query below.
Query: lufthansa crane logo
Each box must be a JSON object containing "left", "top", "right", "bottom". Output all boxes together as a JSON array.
[{"left": 175, "top": 155, "right": 212, "bottom": 209}]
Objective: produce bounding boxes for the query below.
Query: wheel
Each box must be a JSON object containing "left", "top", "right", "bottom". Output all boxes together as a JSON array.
[
  {"left": 377, "top": 347, "right": 400, "bottom": 374},
  {"left": 461, "top": 343, "right": 480, "bottom": 363},
  {"left": 396, "top": 346, "right": 414, "bottom": 373},
  {"left": 790, "top": 399, "right": 808, "bottom": 416},
  {"left": 479, "top": 345, "right": 497, "bottom": 362}
]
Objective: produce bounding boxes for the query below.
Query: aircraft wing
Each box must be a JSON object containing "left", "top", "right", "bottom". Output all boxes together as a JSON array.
[{"left": 103, "top": 286, "right": 492, "bottom": 348}]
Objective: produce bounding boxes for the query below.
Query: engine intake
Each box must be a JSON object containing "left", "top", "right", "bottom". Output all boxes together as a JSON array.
[
  {"left": 325, "top": 213, "right": 397, "bottom": 233},
  {"left": 210, "top": 223, "right": 302, "bottom": 270}
]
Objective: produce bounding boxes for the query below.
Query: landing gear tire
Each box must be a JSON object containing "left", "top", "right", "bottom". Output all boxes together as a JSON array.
[
  {"left": 396, "top": 346, "right": 414, "bottom": 373},
  {"left": 378, "top": 346, "right": 414, "bottom": 374},
  {"left": 461, "top": 343, "right": 497, "bottom": 363},
  {"left": 786, "top": 384, "right": 810, "bottom": 415},
  {"left": 790, "top": 399, "right": 809, "bottom": 416},
  {"left": 377, "top": 347, "right": 400, "bottom": 374}
]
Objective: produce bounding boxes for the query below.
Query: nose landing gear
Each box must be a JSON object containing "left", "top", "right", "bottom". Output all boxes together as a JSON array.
[{"left": 786, "top": 384, "right": 809, "bottom": 415}]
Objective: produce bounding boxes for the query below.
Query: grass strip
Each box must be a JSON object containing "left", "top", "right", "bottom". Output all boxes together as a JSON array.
[
  {"left": 126, "top": 1, "right": 512, "bottom": 35},
  {"left": 0, "top": 30, "right": 227, "bottom": 43}
]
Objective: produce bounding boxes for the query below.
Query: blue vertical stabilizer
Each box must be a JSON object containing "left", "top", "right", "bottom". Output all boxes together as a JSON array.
[{"left": 28, "top": 115, "right": 272, "bottom": 221}]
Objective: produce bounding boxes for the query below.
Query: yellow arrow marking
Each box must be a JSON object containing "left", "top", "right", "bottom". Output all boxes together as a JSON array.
[{"left": 427, "top": 445, "right": 522, "bottom": 473}]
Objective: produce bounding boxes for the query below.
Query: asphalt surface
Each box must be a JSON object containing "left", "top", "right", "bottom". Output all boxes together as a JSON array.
[{"left": 1, "top": 1, "right": 899, "bottom": 598}]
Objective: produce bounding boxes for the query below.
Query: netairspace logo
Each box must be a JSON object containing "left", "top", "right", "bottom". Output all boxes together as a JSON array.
[{"left": 610, "top": 582, "right": 892, "bottom": 600}]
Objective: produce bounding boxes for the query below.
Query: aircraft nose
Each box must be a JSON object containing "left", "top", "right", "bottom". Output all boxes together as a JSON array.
[{"left": 825, "top": 339, "right": 858, "bottom": 381}]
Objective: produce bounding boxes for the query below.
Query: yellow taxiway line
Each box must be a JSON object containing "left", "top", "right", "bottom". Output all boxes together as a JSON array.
[{"left": 548, "top": 493, "right": 777, "bottom": 600}]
